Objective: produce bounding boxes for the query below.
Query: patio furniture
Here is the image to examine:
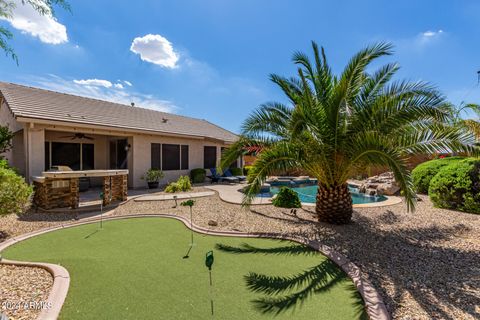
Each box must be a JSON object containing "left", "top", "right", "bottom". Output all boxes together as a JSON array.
[
  {"left": 224, "top": 168, "right": 246, "bottom": 182},
  {"left": 206, "top": 168, "right": 220, "bottom": 183},
  {"left": 208, "top": 168, "right": 239, "bottom": 184}
]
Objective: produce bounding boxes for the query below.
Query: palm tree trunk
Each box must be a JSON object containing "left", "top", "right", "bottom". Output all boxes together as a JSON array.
[{"left": 316, "top": 183, "right": 353, "bottom": 224}]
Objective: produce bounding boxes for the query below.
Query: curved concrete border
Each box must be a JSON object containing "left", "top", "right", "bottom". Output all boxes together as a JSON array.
[
  {"left": 0, "top": 259, "right": 69, "bottom": 320},
  {"left": 133, "top": 191, "right": 215, "bottom": 202},
  {"left": 0, "top": 214, "right": 390, "bottom": 320},
  {"left": 206, "top": 184, "right": 402, "bottom": 208}
]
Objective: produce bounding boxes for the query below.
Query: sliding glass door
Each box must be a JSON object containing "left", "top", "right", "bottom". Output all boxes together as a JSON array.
[{"left": 44, "top": 142, "right": 94, "bottom": 171}]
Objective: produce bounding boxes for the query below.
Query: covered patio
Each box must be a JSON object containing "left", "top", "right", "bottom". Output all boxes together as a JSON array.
[{"left": 32, "top": 169, "right": 128, "bottom": 210}]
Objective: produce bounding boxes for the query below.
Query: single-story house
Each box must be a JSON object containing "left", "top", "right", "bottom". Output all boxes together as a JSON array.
[{"left": 0, "top": 82, "right": 239, "bottom": 188}]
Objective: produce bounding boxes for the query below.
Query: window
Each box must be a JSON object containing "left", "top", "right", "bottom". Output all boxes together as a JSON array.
[
  {"left": 51, "top": 142, "right": 81, "bottom": 170},
  {"left": 151, "top": 143, "right": 161, "bottom": 170},
  {"left": 45, "top": 142, "right": 50, "bottom": 170},
  {"left": 82, "top": 144, "right": 94, "bottom": 170},
  {"left": 204, "top": 146, "right": 217, "bottom": 169},
  {"left": 109, "top": 139, "right": 128, "bottom": 169},
  {"left": 151, "top": 143, "right": 189, "bottom": 171},
  {"left": 47, "top": 142, "right": 94, "bottom": 171},
  {"left": 221, "top": 147, "right": 238, "bottom": 168},
  {"left": 181, "top": 145, "right": 189, "bottom": 170},
  {"left": 162, "top": 144, "right": 180, "bottom": 170}
]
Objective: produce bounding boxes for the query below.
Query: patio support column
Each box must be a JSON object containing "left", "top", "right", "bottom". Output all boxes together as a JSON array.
[
  {"left": 25, "top": 124, "right": 45, "bottom": 182},
  {"left": 109, "top": 174, "right": 128, "bottom": 201},
  {"left": 69, "top": 178, "right": 79, "bottom": 209},
  {"left": 122, "top": 174, "right": 128, "bottom": 201},
  {"left": 103, "top": 176, "right": 111, "bottom": 206}
]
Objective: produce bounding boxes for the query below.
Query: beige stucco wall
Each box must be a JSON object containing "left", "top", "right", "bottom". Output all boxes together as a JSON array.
[
  {"left": 130, "top": 133, "right": 228, "bottom": 189},
  {"left": 11, "top": 130, "right": 25, "bottom": 175},
  {"left": 0, "top": 99, "right": 24, "bottom": 170}
]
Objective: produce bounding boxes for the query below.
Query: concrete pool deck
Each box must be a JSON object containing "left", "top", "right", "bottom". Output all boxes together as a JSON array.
[{"left": 205, "top": 184, "right": 402, "bottom": 208}]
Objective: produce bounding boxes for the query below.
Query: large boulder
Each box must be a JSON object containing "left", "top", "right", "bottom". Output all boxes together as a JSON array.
[
  {"left": 357, "top": 172, "right": 399, "bottom": 196},
  {"left": 376, "top": 182, "right": 400, "bottom": 196}
]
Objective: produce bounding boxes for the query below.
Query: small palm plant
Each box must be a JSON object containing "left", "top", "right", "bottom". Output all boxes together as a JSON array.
[{"left": 222, "top": 42, "right": 476, "bottom": 224}]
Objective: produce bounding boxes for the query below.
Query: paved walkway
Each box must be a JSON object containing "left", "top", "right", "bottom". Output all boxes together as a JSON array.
[
  {"left": 133, "top": 191, "right": 215, "bottom": 202},
  {"left": 205, "top": 184, "right": 273, "bottom": 205}
]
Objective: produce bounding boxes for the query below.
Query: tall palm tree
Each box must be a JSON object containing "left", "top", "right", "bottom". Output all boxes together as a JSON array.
[
  {"left": 222, "top": 42, "right": 476, "bottom": 225},
  {"left": 444, "top": 102, "right": 480, "bottom": 141}
]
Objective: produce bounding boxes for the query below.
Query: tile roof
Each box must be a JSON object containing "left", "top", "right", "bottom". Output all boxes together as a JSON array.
[{"left": 0, "top": 82, "right": 238, "bottom": 142}]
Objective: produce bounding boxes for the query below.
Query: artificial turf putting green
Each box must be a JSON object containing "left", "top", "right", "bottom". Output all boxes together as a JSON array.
[{"left": 3, "top": 217, "right": 367, "bottom": 319}]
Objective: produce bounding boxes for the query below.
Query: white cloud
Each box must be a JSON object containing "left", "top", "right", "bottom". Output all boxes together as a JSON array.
[
  {"left": 416, "top": 29, "right": 445, "bottom": 46},
  {"left": 0, "top": 0, "right": 68, "bottom": 44},
  {"left": 130, "top": 34, "right": 179, "bottom": 68},
  {"left": 422, "top": 30, "right": 443, "bottom": 38},
  {"left": 114, "top": 83, "right": 124, "bottom": 89},
  {"left": 73, "top": 79, "right": 113, "bottom": 88},
  {"left": 28, "top": 75, "right": 177, "bottom": 113},
  {"left": 124, "top": 80, "right": 133, "bottom": 86}
]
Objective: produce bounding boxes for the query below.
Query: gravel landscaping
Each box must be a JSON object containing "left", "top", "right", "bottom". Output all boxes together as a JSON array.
[
  {"left": 0, "top": 264, "right": 53, "bottom": 320},
  {"left": 1, "top": 186, "right": 479, "bottom": 319}
]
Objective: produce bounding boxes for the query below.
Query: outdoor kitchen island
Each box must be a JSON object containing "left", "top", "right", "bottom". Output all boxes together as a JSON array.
[{"left": 32, "top": 170, "right": 128, "bottom": 210}]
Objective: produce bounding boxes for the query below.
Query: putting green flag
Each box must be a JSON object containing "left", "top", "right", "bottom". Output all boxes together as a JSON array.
[{"left": 205, "top": 251, "right": 214, "bottom": 270}]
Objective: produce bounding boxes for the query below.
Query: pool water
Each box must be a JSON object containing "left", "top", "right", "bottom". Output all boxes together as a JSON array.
[{"left": 268, "top": 184, "right": 387, "bottom": 204}]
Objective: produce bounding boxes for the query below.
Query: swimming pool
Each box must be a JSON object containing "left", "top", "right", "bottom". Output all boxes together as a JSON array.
[{"left": 263, "top": 184, "right": 387, "bottom": 204}]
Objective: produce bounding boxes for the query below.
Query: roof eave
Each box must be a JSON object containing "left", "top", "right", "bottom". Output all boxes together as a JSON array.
[{"left": 16, "top": 116, "right": 235, "bottom": 143}]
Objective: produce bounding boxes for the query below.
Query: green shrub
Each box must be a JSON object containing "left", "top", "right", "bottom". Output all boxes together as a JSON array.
[
  {"left": 429, "top": 158, "right": 480, "bottom": 214},
  {"left": 165, "top": 176, "right": 192, "bottom": 193},
  {"left": 412, "top": 157, "right": 463, "bottom": 194},
  {"left": 0, "top": 166, "right": 33, "bottom": 216},
  {"left": 230, "top": 167, "right": 243, "bottom": 176},
  {"left": 141, "top": 168, "right": 164, "bottom": 182},
  {"left": 272, "top": 187, "right": 301, "bottom": 208},
  {"left": 0, "top": 159, "right": 8, "bottom": 169},
  {"left": 243, "top": 165, "right": 253, "bottom": 176},
  {"left": 190, "top": 168, "right": 206, "bottom": 183}
]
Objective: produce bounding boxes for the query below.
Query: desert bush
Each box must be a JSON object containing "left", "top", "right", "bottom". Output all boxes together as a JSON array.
[
  {"left": 230, "top": 167, "right": 243, "bottom": 176},
  {"left": 243, "top": 165, "right": 253, "bottom": 176},
  {"left": 272, "top": 187, "right": 301, "bottom": 208},
  {"left": 190, "top": 168, "right": 206, "bottom": 183},
  {"left": 165, "top": 176, "right": 192, "bottom": 193},
  {"left": 428, "top": 158, "right": 480, "bottom": 214},
  {"left": 141, "top": 168, "right": 164, "bottom": 182},
  {"left": 411, "top": 157, "right": 463, "bottom": 194},
  {"left": 0, "top": 166, "right": 33, "bottom": 216}
]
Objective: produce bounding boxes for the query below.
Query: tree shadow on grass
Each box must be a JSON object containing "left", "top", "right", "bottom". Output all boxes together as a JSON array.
[{"left": 215, "top": 242, "right": 367, "bottom": 319}]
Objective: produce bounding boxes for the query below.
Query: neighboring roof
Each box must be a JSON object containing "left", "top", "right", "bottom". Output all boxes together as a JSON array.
[
  {"left": 0, "top": 82, "right": 238, "bottom": 142},
  {"left": 244, "top": 145, "right": 263, "bottom": 155}
]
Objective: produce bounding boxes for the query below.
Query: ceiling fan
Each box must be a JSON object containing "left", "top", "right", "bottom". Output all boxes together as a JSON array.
[{"left": 59, "top": 133, "right": 94, "bottom": 140}]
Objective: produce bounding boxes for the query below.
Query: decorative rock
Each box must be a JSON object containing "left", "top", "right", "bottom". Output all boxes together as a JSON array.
[
  {"left": 208, "top": 220, "right": 218, "bottom": 226},
  {"left": 377, "top": 183, "right": 400, "bottom": 196},
  {"left": 358, "top": 172, "right": 400, "bottom": 196}
]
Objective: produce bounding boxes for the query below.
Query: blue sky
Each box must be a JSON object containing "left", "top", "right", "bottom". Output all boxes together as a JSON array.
[{"left": 1, "top": 0, "right": 479, "bottom": 133}]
